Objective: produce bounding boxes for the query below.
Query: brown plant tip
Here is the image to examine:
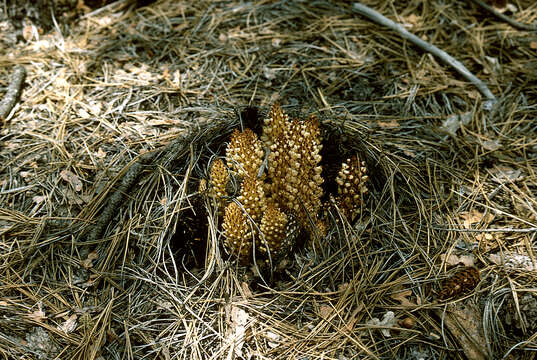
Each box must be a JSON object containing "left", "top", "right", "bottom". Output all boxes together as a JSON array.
[
  {"left": 226, "top": 128, "right": 264, "bottom": 178},
  {"left": 438, "top": 266, "right": 481, "bottom": 300},
  {"left": 335, "top": 156, "right": 369, "bottom": 221},
  {"left": 315, "top": 218, "right": 327, "bottom": 238},
  {"left": 222, "top": 202, "right": 251, "bottom": 263},
  {"left": 259, "top": 203, "right": 288, "bottom": 258},
  {"left": 268, "top": 113, "right": 323, "bottom": 227},
  {"left": 261, "top": 102, "right": 289, "bottom": 149},
  {"left": 237, "top": 175, "right": 265, "bottom": 222},
  {"left": 209, "top": 158, "right": 229, "bottom": 200}
]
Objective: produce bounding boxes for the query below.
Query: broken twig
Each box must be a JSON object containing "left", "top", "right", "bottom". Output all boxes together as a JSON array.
[
  {"left": 0, "top": 66, "right": 26, "bottom": 121},
  {"left": 352, "top": 3, "right": 497, "bottom": 108},
  {"left": 469, "top": 0, "right": 537, "bottom": 31}
]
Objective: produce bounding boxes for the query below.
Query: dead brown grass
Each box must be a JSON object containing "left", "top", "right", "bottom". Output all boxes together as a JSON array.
[{"left": 1, "top": 0, "right": 537, "bottom": 359}]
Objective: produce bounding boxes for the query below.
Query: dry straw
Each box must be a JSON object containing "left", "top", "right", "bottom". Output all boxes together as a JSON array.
[{"left": 1, "top": 0, "right": 537, "bottom": 359}]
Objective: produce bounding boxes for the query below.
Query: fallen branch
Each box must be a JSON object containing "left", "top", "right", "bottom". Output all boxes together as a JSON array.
[
  {"left": 84, "top": 151, "right": 157, "bottom": 243},
  {"left": 469, "top": 0, "right": 537, "bottom": 31},
  {"left": 352, "top": 3, "right": 497, "bottom": 107},
  {"left": 0, "top": 66, "right": 26, "bottom": 121},
  {"left": 433, "top": 226, "right": 537, "bottom": 233}
]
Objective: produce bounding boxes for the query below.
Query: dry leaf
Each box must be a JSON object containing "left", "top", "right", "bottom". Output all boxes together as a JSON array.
[
  {"left": 441, "top": 253, "right": 475, "bottom": 267},
  {"left": 95, "top": 148, "right": 107, "bottom": 159},
  {"left": 107, "top": 328, "right": 120, "bottom": 343},
  {"left": 80, "top": 273, "right": 99, "bottom": 288},
  {"left": 60, "top": 170, "right": 83, "bottom": 192},
  {"left": 490, "top": 0, "right": 507, "bottom": 10},
  {"left": 467, "top": 90, "right": 481, "bottom": 100},
  {"left": 319, "top": 305, "right": 333, "bottom": 318},
  {"left": 403, "top": 149, "right": 416, "bottom": 158},
  {"left": 489, "top": 165, "right": 524, "bottom": 184},
  {"left": 228, "top": 306, "right": 249, "bottom": 357},
  {"left": 459, "top": 209, "right": 494, "bottom": 228},
  {"left": 366, "top": 311, "right": 396, "bottom": 337},
  {"left": 530, "top": 42, "right": 537, "bottom": 51},
  {"left": 338, "top": 282, "right": 349, "bottom": 292},
  {"left": 171, "top": 70, "right": 182, "bottom": 88},
  {"left": 65, "top": 188, "right": 88, "bottom": 205},
  {"left": 231, "top": 306, "right": 249, "bottom": 326},
  {"left": 343, "top": 302, "right": 364, "bottom": 333},
  {"left": 405, "top": 14, "right": 419, "bottom": 26},
  {"left": 263, "top": 66, "right": 276, "bottom": 80},
  {"left": 391, "top": 289, "right": 416, "bottom": 307},
  {"left": 32, "top": 195, "right": 46, "bottom": 204},
  {"left": 81, "top": 251, "right": 99, "bottom": 269},
  {"left": 77, "top": 107, "right": 91, "bottom": 119},
  {"left": 22, "top": 22, "right": 37, "bottom": 42},
  {"left": 484, "top": 56, "right": 500, "bottom": 75},
  {"left": 265, "top": 330, "right": 280, "bottom": 348},
  {"left": 343, "top": 306, "right": 362, "bottom": 332},
  {"left": 27, "top": 304, "right": 46, "bottom": 323},
  {"left": 436, "top": 303, "right": 487, "bottom": 360},
  {"left": 76, "top": 0, "right": 90, "bottom": 12},
  {"left": 88, "top": 102, "right": 102, "bottom": 116},
  {"left": 58, "top": 314, "right": 77, "bottom": 333},
  {"left": 482, "top": 139, "right": 501, "bottom": 151},
  {"left": 378, "top": 120, "right": 399, "bottom": 128},
  {"left": 476, "top": 232, "right": 494, "bottom": 241},
  {"left": 241, "top": 281, "right": 253, "bottom": 298},
  {"left": 505, "top": 3, "right": 517, "bottom": 12},
  {"left": 477, "top": 232, "right": 503, "bottom": 252},
  {"left": 441, "top": 112, "right": 472, "bottom": 136},
  {"left": 489, "top": 252, "right": 537, "bottom": 271}
]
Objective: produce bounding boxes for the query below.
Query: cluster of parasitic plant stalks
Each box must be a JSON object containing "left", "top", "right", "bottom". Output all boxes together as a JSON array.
[{"left": 208, "top": 103, "right": 369, "bottom": 265}]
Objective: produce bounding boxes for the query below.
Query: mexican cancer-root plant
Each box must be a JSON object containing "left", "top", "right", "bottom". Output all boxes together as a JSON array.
[{"left": 208, "top": 103, "right": 369, "bottom": 265}]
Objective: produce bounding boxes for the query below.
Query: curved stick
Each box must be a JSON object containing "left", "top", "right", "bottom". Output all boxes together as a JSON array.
[
  {"left": 353, "top": 3, "right": 497, "bottom": 107},
  {"left": 469, "top": 0, "right": 537, "bottom": 31},
  {"left": 0, "top": 66, "right": 26, "bottom": 121}
]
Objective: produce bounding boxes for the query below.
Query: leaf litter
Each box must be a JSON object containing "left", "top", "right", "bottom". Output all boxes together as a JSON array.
[{"left": 1, "top": 0, "right": 537, "bottom": 359}]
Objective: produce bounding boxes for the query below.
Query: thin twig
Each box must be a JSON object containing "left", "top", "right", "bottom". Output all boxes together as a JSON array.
[
  {"left": 0, "top": 66, "right": 26, "bottom": 121},
  {"left": 469, "top": 0, "right": 537, "bottom": 31},
  {"left": 433, "top": 226, "right": 537, "bottom": 233},
  {"left": 80, "top": 0, "right": 131, "bottom": 19},
  {"left": 352, "top": 3, "right": 497, "bottom": 107}
]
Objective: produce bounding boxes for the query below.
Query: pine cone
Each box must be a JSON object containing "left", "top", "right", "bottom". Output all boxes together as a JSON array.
[{"left": 438, "top": 266, "right": 480, "bottom": 300}]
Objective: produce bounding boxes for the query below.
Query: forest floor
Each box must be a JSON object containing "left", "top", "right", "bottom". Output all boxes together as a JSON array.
[{"left": 1, "top": 0, "right": 537, "bottom": 359}]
